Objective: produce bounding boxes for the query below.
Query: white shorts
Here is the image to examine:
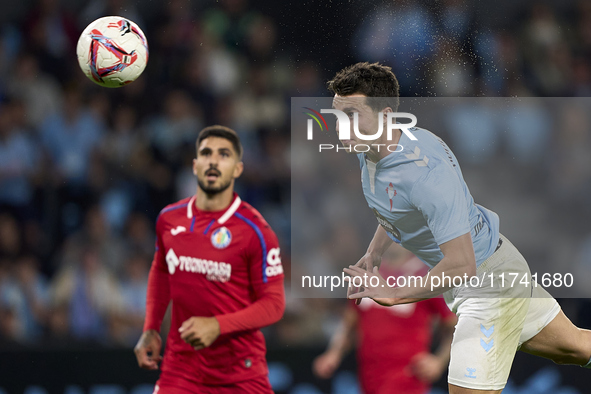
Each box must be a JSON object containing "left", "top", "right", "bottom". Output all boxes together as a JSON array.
[{"left": 444, "top": 234, "right": 561, "bottom": 391}]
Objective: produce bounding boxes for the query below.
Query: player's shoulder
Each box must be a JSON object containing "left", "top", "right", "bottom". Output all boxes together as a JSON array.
[
  {"left": 234, "top": 200, "right": 273, "bottom": 232},
  {"left": 157, "top": 196, "right": 192, "bottom": 223},
  {"left": 397, "top": 127, "right": 458, "bottom": 175},
  {"left": 411, "top": 127, "right": 455, "bottom": 157},
  {"left": 232, "top": 200, "right": 281, "bottom": 245},
  {"left": 402, "top": 127, "right": 445, "bottom": 159}
]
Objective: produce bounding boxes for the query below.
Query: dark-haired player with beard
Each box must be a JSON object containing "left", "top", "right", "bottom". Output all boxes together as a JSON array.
[{"left": 134, "top": 125, "right": 285, "bottom": 393}]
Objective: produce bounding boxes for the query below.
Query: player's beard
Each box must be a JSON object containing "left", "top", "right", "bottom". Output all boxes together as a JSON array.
[{"left": 197, "top": 177, "right": 232, "bottom": 196}]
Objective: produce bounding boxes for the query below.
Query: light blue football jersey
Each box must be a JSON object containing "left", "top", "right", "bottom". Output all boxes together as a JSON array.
[{"left": 358, "top": 127, "right": 499, "bottom": 269}]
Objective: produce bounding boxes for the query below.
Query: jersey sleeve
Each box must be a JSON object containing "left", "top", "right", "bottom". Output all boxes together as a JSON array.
[
  {"left": 215, "top": 279, "right": 285, "bottom": 335},
  {"left": 410, "top": 165, "right": 471, "bottom": 246},
  {"left": 143, "top": 215, "right": 171, "bottom": 332},
  {"left": 215, "top": 214, "right": 285, "bottom": 334},
  {"left": 245, "top": 216, "right": 285, "bottom": 286}
]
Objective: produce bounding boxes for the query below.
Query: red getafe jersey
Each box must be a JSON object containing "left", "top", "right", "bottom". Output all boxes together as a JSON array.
[
  {"left": 148, "top": 194, "right": 284, "bottom": 386},
  {"left": 354, "top": 258, "right": 455, "bottom": 394}
]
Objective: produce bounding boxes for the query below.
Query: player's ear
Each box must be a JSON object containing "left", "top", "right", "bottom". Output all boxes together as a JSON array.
[
  {"left": 382, "top": 106, "right": 393, "bottom": 122},
  {"left": 192, "top": 158, "right": 198, "bottom": 176},
  {"left": 233, "top": 161, "right": 244, "bottom": 179}
]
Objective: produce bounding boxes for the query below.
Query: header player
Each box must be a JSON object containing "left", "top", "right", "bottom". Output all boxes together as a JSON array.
[
  {"left": 134, "top": 125, "right": 285, "bottom": 393},
  {"left": 327, "top": 62, "right": 591, "bottom": 393}
]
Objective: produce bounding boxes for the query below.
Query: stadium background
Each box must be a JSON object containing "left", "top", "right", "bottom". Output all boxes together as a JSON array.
[{"left": 0, "top": 0, "right": 590, "bottom": 392}]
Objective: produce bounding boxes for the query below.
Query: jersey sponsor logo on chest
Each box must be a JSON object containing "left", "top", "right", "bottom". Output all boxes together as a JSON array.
[{"left": 166, "top": 248, "right": 231, "bottom": 282}]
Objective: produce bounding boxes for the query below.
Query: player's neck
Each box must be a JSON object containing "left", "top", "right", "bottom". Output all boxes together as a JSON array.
[
  {"left": 365, "top": 149, "right": 390, "bottom": 163},
  {"left": 365, "top": 130, "right": 402, "bottom": 163},
  {"left": 195, "top": 187, "right": 235, "bottom": 212}
]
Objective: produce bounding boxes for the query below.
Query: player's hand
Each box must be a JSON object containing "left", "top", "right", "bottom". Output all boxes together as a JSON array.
[
  {"left": 179, "top": 316, "right": 221, "bottom": 350},
  {"left": 347, "top": 253, "right": 383, "bottom": 305},
  {"left": 407, "top": 352, "right": 446, "bottom": 383},
  {"left": 344, "top": 265, "right": 397, "bottom": 306},
  {"left": 312, "top": 350, "right": 342, "bottom": 379},
  {"left": 134, "top": 329, "right": 162, "bottom": 370}
]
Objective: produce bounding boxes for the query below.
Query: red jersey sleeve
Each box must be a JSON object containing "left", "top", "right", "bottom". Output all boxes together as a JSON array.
[
  {"left": 215, "top": 212, "right": 285, "bottom": 334},
  {"left": 143, "top": 215, "right": 171, "bottom": 332},
  {"left": 246, "top": 215, "right": 284, "bottom": 287}
]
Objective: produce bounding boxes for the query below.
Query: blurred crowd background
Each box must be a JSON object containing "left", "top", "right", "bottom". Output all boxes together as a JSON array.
[{"left": 1, "top": 0, "right": 591, "bottom": 382}]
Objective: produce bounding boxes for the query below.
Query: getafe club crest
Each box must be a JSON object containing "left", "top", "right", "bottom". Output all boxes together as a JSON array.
[
  {"left": 386, "top": 182, "right": 397, "bottom": 211},
  {"left": 211, "top": 227, "right": 232, "bottom": 249}
]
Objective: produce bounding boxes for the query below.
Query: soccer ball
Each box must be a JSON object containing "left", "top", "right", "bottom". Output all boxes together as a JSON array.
[{"left": 77, "top": 16, "right": 148, "bottom": 88}]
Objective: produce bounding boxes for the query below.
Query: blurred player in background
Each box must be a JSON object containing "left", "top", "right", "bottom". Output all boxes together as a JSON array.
[
  {"left": 328, "top": 62, "right": 591, "bottom": 394},
  {"left": 134, "top": 125, "right": 285, "bottom": 393},
  {"left": 313, "top": 246, "right": 456, "bottom": 394}
]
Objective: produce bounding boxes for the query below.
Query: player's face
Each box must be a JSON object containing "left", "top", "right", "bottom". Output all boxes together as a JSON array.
[
  {"left": 332, "top": 94, "right": 388, "bottom": 152},
  {"left": 193, "top": 137, "right": 243, "bottom": 195}
]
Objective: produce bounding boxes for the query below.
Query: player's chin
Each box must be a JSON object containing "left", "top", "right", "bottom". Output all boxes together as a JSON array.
[
  {"left": 198, "top": 179, "right": 231, "bottom": 195},
  {"left": 206, "top": 179, "right": 220, "bottom": 187},
  {"left": 199, "top": 184, "right": 220, "bottom": 194}
]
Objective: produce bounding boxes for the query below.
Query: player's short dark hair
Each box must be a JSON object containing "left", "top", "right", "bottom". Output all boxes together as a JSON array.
[
  {"left": 197, "top": 125, "right": 243, "bottom": 159},
  {"left": 327, "top": 62, "right": 400, "bottom": 112}
]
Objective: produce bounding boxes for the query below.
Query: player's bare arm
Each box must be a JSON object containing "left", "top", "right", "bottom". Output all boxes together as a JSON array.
[
  {"left": 313, "top": 306, "right": 358, "bottom": 379},
  {"left": 345, "top": 232, "right": 476, "bottom": 305},
  {"left": 179, "top": 316, "right": 221, "bottom": 350},
  {"left": 134, "top": 329, "right": 163, "bottom": 370},
  {"left": 347, "top": 225, "right": 394, "bottom": 303},
  {"left": 361, "top": 225, "right": 394, "bottom": 270}
]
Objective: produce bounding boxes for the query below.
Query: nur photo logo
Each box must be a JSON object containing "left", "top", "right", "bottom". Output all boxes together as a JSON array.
[{"left": 303, "top": 107, "right": 419, "bottom": 153}]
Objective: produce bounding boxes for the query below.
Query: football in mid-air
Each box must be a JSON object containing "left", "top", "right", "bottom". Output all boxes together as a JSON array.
[{"left": 77, "top": 16, "right": 148, "bottom": 88}]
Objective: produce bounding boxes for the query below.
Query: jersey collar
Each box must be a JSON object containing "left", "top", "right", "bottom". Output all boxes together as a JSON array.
[{"left": 187, "top": 194, "right": 242, "bottom": 224}]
